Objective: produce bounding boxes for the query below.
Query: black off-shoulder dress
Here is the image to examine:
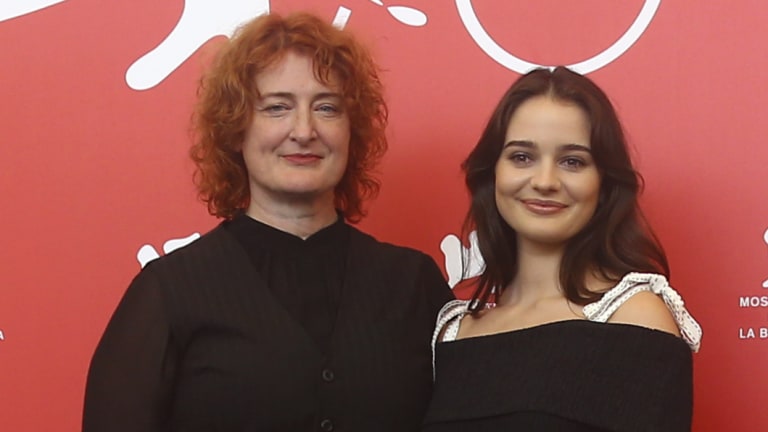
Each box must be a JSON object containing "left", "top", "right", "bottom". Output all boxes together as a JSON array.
[{"left": 423, "top": 273, "right": 702, "bottom": 432}]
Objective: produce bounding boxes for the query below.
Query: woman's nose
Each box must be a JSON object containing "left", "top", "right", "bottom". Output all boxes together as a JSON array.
[
  {"left": 289, "top": 109, "right": 317, "bottom": 143},
  {"left": 530, "top": 161, "right": 560, "bottom": 192}
]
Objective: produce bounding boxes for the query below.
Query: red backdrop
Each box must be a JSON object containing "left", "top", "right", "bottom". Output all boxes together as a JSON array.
[{"left": 1, "top": 1, "right": 766, "bottom": 430}]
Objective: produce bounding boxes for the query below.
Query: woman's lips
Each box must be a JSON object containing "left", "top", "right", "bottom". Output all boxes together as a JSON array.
[
  {"left": 282, "top": 153, "right": 322, "bottom": 165},
  {"left": 521, "top": 199, "right": 568, "bottom": 215}
]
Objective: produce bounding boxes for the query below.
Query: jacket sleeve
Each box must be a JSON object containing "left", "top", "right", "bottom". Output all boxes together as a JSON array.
[{"left": 82, "top": 268, "right": 176, "bottom": 432}]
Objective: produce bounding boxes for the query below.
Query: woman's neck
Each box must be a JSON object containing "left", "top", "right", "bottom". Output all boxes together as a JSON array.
[{"left": 500, "top": 239, "right": 565, "bottom": 306}]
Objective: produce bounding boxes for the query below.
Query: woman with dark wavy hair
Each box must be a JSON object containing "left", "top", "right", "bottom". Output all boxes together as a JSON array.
[
  {"left": 83, "top": 12, "right": 452, "bottom": 432},
  {"left": 423, "top": 67, "right": 701, "bottom": 431}
]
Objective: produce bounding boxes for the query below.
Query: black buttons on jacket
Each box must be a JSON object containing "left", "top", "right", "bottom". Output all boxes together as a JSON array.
[
  {"left": 319, "top": 368, "right": 335, "bottom": 430},
  {"left": 321, "top": 368, "right": 335, "bottom": 382},
  {"left": 320, "top": 418, "right": 334, "bottom": 431}
]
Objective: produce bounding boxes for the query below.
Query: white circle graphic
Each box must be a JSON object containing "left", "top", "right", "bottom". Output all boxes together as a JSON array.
[{"left": 455, "top": 0, "right": 661, "bottom": 74}]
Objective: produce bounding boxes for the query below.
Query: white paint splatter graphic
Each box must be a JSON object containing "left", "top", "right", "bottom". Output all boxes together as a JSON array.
[
  {"left": 137, "top": 232, "right": 201, "bottom": 268},
  {"left": 125, "top": 0, "right": 272, "bottom": 90},
  {"left": 369, "top": 0, "right": 426, "bottom": 26},
  {"left": 763, "top": 228, "right": 768, "bottom": 288},
  {"left": 0, "top": 0, "right": 67, "bottom": 23},
  {"left": 332, "top": 6, "right": 352, "bottom": 28},
  {"left": 2, "top": 1, "right": 654, "bottom": 88},
  {"left": 126, "top": 1, "right": 428, "bottom": 90},
  {"left": 440, "top": 230, "right": 484, "bottom": 288}
]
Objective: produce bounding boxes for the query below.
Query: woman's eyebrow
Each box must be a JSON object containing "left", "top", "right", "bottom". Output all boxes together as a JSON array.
[
  {"left": 259, "top": 91, "right": 342, "bottom": 99},
  {"left": 559, "top": 143, "right": 592, "bottom": 153},
  {"left": 502, "top": 141, "right": 592, "bottom": 153},
  {"left": 503, "top": 140, "right": 535, "bottom": 149}
]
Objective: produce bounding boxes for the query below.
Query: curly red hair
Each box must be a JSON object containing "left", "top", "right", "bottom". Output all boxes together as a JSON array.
[{"left": 190, "top": 12, "right": 388, "bottom": 222}]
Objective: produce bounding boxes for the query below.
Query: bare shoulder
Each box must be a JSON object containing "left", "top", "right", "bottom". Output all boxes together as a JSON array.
[{"left": 607, "top": 290, "right": 681, "bottom": 337}]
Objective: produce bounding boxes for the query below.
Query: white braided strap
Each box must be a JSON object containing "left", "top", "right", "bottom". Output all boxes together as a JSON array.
[
  {"left": 582, "top": 272, "right": 702, "bottom": 352},
  {"left": 431, "top": 299, "right": 470, "bottom": 378}
]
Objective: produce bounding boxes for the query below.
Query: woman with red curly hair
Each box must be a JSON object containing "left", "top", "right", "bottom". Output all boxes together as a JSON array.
[{"left": 84, "top": 12, "right": 452, "bottom": 432}]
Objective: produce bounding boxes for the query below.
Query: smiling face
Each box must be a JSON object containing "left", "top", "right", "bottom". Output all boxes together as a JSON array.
[
  {"left": 495, "top": 95, "right": 600, "bottom": 248},
  {"left": 242, "top": 51, "right": 351, "bottom": 212}
]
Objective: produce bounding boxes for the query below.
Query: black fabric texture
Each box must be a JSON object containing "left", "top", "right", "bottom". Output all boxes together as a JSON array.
[
  {"left": 83, "top": 219, "right": 454, "bottom": 432},
  {"left": 423, "top": 320, "right": 693, "bottom": 432}
]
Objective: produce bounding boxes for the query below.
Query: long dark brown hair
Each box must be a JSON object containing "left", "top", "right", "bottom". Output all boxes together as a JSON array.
[{"left": 463, "top": 67, "right": 668, "bottom": 311}]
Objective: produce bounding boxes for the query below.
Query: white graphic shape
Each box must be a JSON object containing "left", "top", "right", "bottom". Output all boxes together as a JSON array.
[
  {"left": 386, "top": 6, "right": 427, "bottom": 26},
  {"left": 136, "top": 232, "right": 201, "bottom": 268},
  {"left": 0, "top": 329, "right": 4, "bottom": 341},
  {"left": 332, "top": 6, "right": 352, "bottom": 29},
  {"left": 367, "top": 1, "right": 427, "bottom": 27},
  {"left": 440, "top": 230, "right": 485, "bottom": 288},
  {"left": 163, "top": 233, "right": 201, "bottom": 254},
  {"left": 126, "top": 1, "right": 430, "bottom": 90},
  {"left": 0, "top": 0, "right": 66, "bottom": 23},
  {"left": 456, "top": 0, "right": 661, "bottom": 74},
  {"left": 136, "top": 244, "right": 161, "bottom": 267},
  {"left": 763, "top": 228, "right": 768, "bottom": 288},
  {"left": 126, "top": 0, "right": 271, "bottom": 90}
]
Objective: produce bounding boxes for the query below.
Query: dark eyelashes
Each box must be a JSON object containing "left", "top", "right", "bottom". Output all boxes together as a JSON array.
[
  {"left": 257, "top": 103, "right": 341, "bottom": 114},
  {"left": 503, "top": 152, "right": 591, "bottom": 169}
]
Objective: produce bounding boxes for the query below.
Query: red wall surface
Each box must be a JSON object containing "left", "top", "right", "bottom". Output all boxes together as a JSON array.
[{"left": 1, "top": 1, "right": 766, "bottom": 430}]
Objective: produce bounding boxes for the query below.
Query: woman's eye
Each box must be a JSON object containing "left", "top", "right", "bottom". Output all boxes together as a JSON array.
[
  {"left": 509, "top": 153, "right": 532, "bottom": 164},
  {"left": 259, "top": 104, "right": 291, "bottom": 116},
  {"left": 315, "top": 104, "right": 341, "bottom": 115},
  {"left": 561, "top": 157, "right": 586, "bottom": 169},
  {"left": 265, "top": 104, "right": 289, "bottom": 112}
]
